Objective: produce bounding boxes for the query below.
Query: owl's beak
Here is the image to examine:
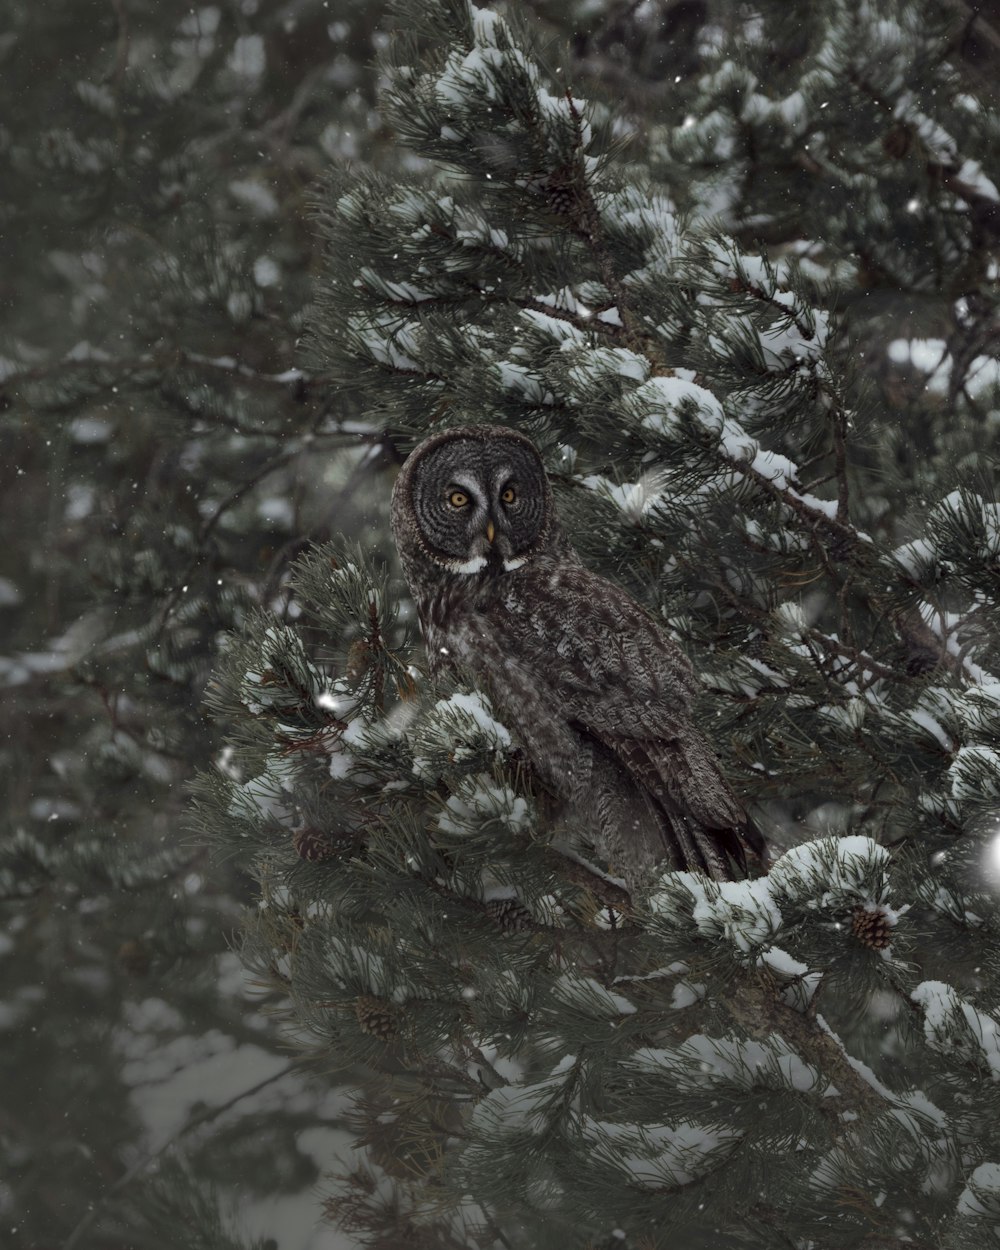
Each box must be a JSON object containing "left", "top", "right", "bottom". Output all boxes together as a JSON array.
[{"left": 485, "top": 520, "right": 495, "bottom": 544}]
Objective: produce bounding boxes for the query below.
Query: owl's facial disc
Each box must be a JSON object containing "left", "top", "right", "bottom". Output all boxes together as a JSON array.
[{"left": 411, "top": 436, "right": 547, "bottom": 575}]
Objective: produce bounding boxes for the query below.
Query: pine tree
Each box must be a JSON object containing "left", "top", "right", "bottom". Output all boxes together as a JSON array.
[
  {"left": 199, "top": 0, "right": 999, "bottom": 1245},
  {"left": 1, "top": 1, "right": 392, "bottom": 1242}
]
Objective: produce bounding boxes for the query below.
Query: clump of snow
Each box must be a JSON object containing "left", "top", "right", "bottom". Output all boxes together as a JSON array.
[
  {"left": 436, "top": 692, "right": 509, "bottom": 748},
  {"left": 693, "top": 878, "right": 783, "bottom": 953},
  {"left": 579, "top": 471, "right": 667, "bottom": 523},
  {"left": 228, "top": 33, "right": 265, "bottom": 78},
  {"left": 563, "top": 344, "right": 650, "bottom": 389},
  {"left": 627, "top": 374, "right": 723, "bottom": 438},
  {"left": 956, "top": 683, "right": 1000, "bottom": 737},
  {"left": 670, "top": 979, "right": 705, "bottom": 1008},
  {"left": 430, "top": 3, "right": 595, "bottom": 154},
  {"left": 957, "top": 1162, "right": 1000, "bottom": 1216},
  {"left": 892, "top": 537, "right": 937, "bottom": 577},
  {"left": 552, "top": 973, "right": 636, "bottom": 1017},
  {"left": 520, "top": 307, "right": 586, "bottom": 343},
  {"left": 956, "top": 158, "right": 1000, "bottom": 201},
  {"left": 229, "top": 178, "right": 278, "bottom": 217},
  {"left": 629, "top": 1033, "right": 831, "bottom": 1097},
  {"left": 649, "top": 872, "right": 782, "bottom": 957},
  {"left": 436, "top": 774, "right": 530, "bottom": 836},
  {"left": 906, "top": 694, "right": 957, "bottom": 753},
  {"left": 648, "top": 869, "right": 710, "bottom": 927},
  {"left": 70, "top": 416, "right": 113, "bottom": 444},
  {"left": 912, "top": 981, "right": 1000, "bottom": 1078},
  {"left": 492, "top": 359, "right": 552, "bottom": 403},
  {"left": 0, "top": 577, "right": 22, "bottom": 607},
  {"left": 358, "top": 266, "right": 435, "bottom": 304},
  {"left": 769, "top": 836, "right": 891, "bottom": 912},
  {"left": 949, "top": 745, "right": 1000, "bottom": 800},
  {"left": 760, "top": 947, "right": 823, "bottom": 1011},
  {"left": 467, "top": 1058, "right": 569, "bottom": 1139},
  {"left": 349, "top": 312, "right": 422, "bottom": 372},
  {"left": 579, "top": 1115, "right": 741, "bottom": 1188},
  {"left": 414, "top": 691, "right": 513, "bottom": 779},
  {"left": 227, "top": 755, "right": 297, "bottom": 827}
]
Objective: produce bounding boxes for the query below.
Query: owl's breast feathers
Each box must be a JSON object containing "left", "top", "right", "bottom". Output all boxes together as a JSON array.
[{"left": 474, "top": 559, "right": 763, "bottom": 880}]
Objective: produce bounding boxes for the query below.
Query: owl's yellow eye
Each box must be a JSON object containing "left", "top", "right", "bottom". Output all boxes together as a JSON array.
[
  {"left": 448, "top": 490, "right": 469, "bottom": 508},
  {"left": 501, "top": 486, "right": 516, "bottom": 504}
]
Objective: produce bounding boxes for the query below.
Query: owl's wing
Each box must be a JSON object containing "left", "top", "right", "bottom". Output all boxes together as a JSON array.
[
  {"left": 512, "top": 563, "right": 699, "bottom": 736},
  {"left": 511, "top": 562, "right": 698, "bottom": 740},
  {"left": 511, "top": 563, "right": 763, "bottom": 878}
]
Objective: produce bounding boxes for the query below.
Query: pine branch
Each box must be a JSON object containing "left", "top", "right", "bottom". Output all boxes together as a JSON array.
[{"left": 61, "top": 1063, "right": 301, "bottom": 1250}]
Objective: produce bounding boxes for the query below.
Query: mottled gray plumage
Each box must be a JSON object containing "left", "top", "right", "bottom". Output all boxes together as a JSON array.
[{"left": 390, "top": 424, "right": 764, "bottom": 886}]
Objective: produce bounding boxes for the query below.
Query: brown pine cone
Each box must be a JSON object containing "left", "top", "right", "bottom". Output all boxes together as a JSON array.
[
  {"left": 485, "top": 897, "right": 534, "bottom": 935},
  {"left": 293, "top": 825, "right": 339, "bottom": 863},
  {"left": 354, "top": 995, "right": 397, "bottom": 1040},
  {"left": 851, "top": 904, "right": 894, "bottom": 950}
]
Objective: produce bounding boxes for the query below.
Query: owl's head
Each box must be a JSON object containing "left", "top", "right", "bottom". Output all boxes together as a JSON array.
[{"left": 391, "top": 425, "right": 556, "bottom": 576}]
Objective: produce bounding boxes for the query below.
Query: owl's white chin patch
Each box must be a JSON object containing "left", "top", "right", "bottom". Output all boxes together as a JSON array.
[
  {"left": 502, "top": 556, "right": 528, "bottom": 571},
  {"left": 444, "top": 555, "right": 488, "bottom": 574}
]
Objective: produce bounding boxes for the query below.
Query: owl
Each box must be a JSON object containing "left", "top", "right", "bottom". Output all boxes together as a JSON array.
[{"left": 390, "top": 424, "right": 764, "bottom": 887}]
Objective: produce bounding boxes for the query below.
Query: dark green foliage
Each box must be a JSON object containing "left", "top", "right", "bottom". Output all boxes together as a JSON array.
[
  {"left": 11, "top": 0, "right": 1000, "bottom": 1246},
  {"left": 192, "top": 3, "right": 1000, "bottom": 1246},
  {"left": 1, "top": 0, "right": 393, "bottom": 1243}
]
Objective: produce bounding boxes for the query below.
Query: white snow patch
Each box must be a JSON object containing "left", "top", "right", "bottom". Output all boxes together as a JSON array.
[
  {"left": 907, "top": 705, "right": 956, "bottom": 752},
  {"left": 493, "top": 359, "right": 551, "bottom": 403},
  {"left": 957, "top": 1161, "right": 1000, "bottom": 1215},
  {"left": 769, "top": 836, "right": 890, "bottom": 910},
  {"left": 553, "top": 973, "right": 637, "bottom": 1017},
  {"left": 632, "top": 374, "right": 723, "bottom": 437},
  {"left": 580, "top": 1115, "right": 740, "bottom": 1188},
  {"left": 437, "top": 775, "right": 529, "bottom": 836},
  {"left": 949, "top": 744, "right": 1000, "bottom": 800},
  {"left": 912, "top": 980, "right": 1000, "bottom": 1077}
]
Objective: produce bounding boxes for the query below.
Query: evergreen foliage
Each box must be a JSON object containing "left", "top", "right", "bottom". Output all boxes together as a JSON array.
[
  {"left": 8, "top": 0, "right": 1000, "bottom": 1245},
  {"left": 1, "top": 0, "right": 389, "bottom": 1242},
  {"left": 193, "top": 0, "right": 1000, "bottom": 1245}
]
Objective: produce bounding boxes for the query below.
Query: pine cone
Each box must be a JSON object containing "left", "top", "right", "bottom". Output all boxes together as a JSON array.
[
  {"left": 851, "top": 904, "right": 894, "bottom": 950},
  {"left": 345, "top": 639, "right": 371, "bottom": 681},
  {"left": 293, "top": 825, "right": 339, "bottom": 863},
  {"left": 543, "top": 165, "right": 580, "bottom": 216},
  {"left": 485, "top": 897, "right": 534, "bottom": 934},
  {"left": 354, "top": 995, "right": 397, "bottom": 1040}
]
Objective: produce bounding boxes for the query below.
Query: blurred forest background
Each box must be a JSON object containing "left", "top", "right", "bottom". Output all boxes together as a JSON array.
[
  {"left": 4, "top": 3, "right": 404, "bottom": 1244},
  {"left": 4, "top": 0, "right": 1000, "bottom": 1246}
]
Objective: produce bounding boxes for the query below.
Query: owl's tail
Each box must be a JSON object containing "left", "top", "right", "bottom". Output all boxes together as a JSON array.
[
  {"left": 681, "top": 810, "right": 767, "bottom": 881},
  {"left": 611, "top": 733, "right": 766, "bottom": 882}
]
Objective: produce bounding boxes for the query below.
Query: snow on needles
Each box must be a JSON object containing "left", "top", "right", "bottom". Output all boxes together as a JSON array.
[
  {"left": 433, "top": 3, "right": 594, "bottom": 151},
  {"left": 957, "top": 1162, "right": 1000, "bottom": 1216},
  {"left": 629, "top": 1034, "right": 832, "bottom": 1097},
  {"left": 650, "top": 836, "right": 898, "bottom": 964},
  {"left": 413, "top": 691, "right": 513, "bottom": 780},
  {"left": 650, "top": 871, "right": 782, "bottom": 955},
  {"left": 437, "top": 775, "right": 529, "bottom": 836},
  {"left": 552, "top": 973, "right": 637, "bottom": 1018},
  {"left": 768, "top": 835, "right": 892, "bottom": 912},
  {"left": 580, "top": 1117, "right": 740, "bottom": 1189},
  {"left": 429, "top": 691, "right": 511, "bottom": 750},
  {"left": 627, "top": 374, "right": 723, "bottom": 437},
  {"left": 911, "top": 981, "right": 1000, "bottom": 1078}
]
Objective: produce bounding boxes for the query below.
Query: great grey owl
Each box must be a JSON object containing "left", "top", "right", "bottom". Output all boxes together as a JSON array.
[{"left": 390, "top": 424, "right": 764, "bottom": 886}]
